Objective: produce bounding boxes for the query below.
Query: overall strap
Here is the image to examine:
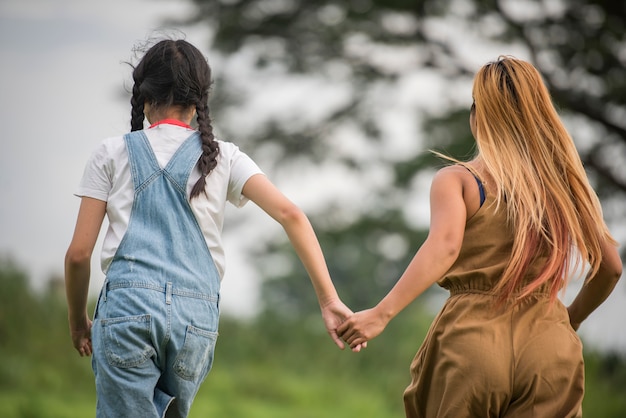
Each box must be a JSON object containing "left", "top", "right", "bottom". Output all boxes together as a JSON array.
[
  {"left": 162, "top": 131, "right": 203, "bottom": 196},
  {"left": 123, "top": 131, "right": 162, "bottom": 191},
  {"left": 123, "top": 130, "right": 203, "bottom": 197}
]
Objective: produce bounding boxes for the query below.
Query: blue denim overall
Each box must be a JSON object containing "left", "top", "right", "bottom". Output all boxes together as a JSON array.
[{"left": 91, "top": 130, "right": 221, "bottom": 418}]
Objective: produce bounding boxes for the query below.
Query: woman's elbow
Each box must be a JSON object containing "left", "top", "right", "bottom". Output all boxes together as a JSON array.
[
  {"left": 440, "top": 233, "right": 463, "bottom": 262},
  {"left": 608, "top": 262, "right": 622, "bottom": 284},
  {"left": 424, "top": 234, "right": 462, "bottom": 264},
  {"left": 443, "top": 243, "right": 462, "bottom": 263},
  {"left": 601, "top": 242, "right": 623, "bottom": 283}
]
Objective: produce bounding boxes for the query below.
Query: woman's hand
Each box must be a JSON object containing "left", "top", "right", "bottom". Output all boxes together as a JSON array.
[
  {"left": 320, "top": 299, "right": 367, "bottom": 352},
  {"left": 337, "top": 307, "right": 388, "bottom": 350}
]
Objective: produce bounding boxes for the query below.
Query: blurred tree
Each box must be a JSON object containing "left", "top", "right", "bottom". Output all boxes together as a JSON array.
[{"left": 176, "top": 0, "right": 626, "bottom": 314}]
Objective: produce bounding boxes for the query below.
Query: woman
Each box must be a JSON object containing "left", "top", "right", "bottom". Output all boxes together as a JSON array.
[{"left": 338, "top": 56, "right": 622, "bottom": 417}]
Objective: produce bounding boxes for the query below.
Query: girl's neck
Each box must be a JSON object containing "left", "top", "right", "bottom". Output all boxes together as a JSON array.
[
  {"left": 145, "top": 103, "right": 196, "bottom": 127},
  {"left": 149, "top": 119, "right": 194, "bottom": 130}
]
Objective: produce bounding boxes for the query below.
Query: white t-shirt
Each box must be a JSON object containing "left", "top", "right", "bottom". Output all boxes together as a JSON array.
[{"left": 76, "top": 124, "right": 263, "bottom": 280}]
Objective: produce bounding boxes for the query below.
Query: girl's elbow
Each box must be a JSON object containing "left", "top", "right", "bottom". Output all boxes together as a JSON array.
[
  {"left": 277, "top": 203, "right": 306, "bottom": 226},
  {"left": 65, "top": 247, "right": 91, "bottom": 269}
]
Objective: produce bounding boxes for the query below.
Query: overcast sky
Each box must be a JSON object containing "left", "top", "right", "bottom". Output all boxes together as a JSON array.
[
  {"left": 0, "top": 0, "right": 249, "bottom": 303},
  {"left": 1, "top": 0, "right": 624, "bottom": 352}
]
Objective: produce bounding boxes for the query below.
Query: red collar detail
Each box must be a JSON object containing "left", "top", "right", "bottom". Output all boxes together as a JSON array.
[{"left": 149, "top": 119, "right": 193, "bottom": 130}]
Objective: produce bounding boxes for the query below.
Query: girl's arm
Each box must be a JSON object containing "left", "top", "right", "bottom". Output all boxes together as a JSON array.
[
  {"left": 64, "top": 197, "right": 106, "bottom": 357},
  {"left": 337, "top": 167, "right": 468, "bottom": 349},
  {"left": 242, "top": 174, "right": 357, "bottom": 350},
  {"left": 567, "top": 236, "right": 622, "bottom": 330}
]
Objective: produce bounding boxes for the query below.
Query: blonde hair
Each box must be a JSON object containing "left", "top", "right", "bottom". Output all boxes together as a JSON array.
[{"left": 471, "top": 56, "right": 615, "bottom": 303}]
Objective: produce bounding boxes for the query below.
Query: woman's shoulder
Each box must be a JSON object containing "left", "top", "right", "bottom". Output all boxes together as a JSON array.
[
  {"left": 433, "top": 164, "right": 476, "bottom": 184},
  {"left": 436, "top": 162, "right": 490, "bottom": 188},
  {"left": 433, "top": 163, "right": 486, "bottom": 216},
  {"left": 429, "top": 165, "right": 474, "bottom": 199}
]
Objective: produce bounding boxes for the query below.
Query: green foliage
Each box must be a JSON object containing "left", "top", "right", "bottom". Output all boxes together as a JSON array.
[
  {"left": 580, "top": 352, "right": 626, "bottom": 418},
  {"left": 175, "top": 0, "right": 626, "bottom": 313},
  {"left": 191, "top": 308, "right": 428, "bottom": 417},
  {"left": 0, "top": 259, "right": 96, "bottom": 417},
  {"left": 1, "top": 261, "right": 625, "bottom": 417},
  {"left": 182, "top": 0, "right": 626, "bottom": 194},
  {"left": 260, "top": 210, "right": 430, "bottom": 315}
]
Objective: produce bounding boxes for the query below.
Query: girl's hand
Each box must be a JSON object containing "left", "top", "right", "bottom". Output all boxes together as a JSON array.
[
  {"left": 65, "top": 197, "right": 105, "bottom": 358},
  {"left": 70, "top": 318, "right": 93, "bottom": 357},
  {"left": 320, "top": 299, "right": 366, "bottom": 352},
  {"left": 337, "top": 307, "right": 388, "bottom": 350}
]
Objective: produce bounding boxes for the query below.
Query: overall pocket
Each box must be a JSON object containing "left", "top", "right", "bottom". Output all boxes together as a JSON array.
[
  {"left": 173, "top": 325, "right": 218, "bottom": 382},
  {"left": 101, "top": 314, "right": 155, "bottom": 368}
]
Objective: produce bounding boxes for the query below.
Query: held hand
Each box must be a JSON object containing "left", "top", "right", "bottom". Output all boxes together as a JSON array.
[
  {"left": 70, "top": 318, "right": 93, "bottom": 357},
  {"left": 320, "top": 299, "right": 367, "bottom": 352},
  {"left": 337, "top": 307, "right": 388, "bottom": 350}
]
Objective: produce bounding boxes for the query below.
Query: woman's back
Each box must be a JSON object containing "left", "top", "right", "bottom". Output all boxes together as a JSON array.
[
  {"left": 439, "top": 185, "right": 549, "bottom": 297},
  {"left": 405, "top": 178, "right": 584, "bottom": 418}
]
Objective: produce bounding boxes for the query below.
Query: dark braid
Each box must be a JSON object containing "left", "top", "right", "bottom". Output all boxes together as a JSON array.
[
  {"left": 130, "top": 52, "right": 147, "bottom": 131},
  {"left": 129, "top": 39, "right": 220, "bottom": 199},
  {"left": 130, "top": 82, "right": 145, "bottom": 132},
  {"left": 190, "top": 95, "right": 220, "bottom": 198}
]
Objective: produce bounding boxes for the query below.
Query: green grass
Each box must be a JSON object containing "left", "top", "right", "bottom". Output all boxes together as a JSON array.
[
  {"left": 191, "top": 365, "right": 398, "bottom": 417},
  {"left": 1, "top": 264, "right": 624, "bottom": 418}
]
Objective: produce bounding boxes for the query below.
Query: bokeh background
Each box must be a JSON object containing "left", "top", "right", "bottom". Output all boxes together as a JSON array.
[{"left": 1, "top": 0, "right": 625, "bottom": 416}]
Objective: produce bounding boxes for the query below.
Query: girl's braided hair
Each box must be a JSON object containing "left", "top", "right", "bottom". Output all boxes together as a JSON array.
[{"left": 130, "top": 39, "right": 219, "bottom": 199}]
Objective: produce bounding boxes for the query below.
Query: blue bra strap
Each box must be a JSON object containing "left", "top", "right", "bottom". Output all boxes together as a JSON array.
[{"left": 474, "top": 175, "right": 486, "bottom": 207}]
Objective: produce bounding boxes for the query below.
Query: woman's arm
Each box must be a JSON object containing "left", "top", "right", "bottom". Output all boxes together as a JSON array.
[
  {"left": 242, "top": 174, "right": 357, "bottom": 350},
  {"left": 337, "top": 167, "right": 468, "bottom": 348},
  {"left": 64, "top": 197, "right": 106, "bottom": 356},
  {"left": 567, "top": 236, "right": 622, "bottom": 330}
]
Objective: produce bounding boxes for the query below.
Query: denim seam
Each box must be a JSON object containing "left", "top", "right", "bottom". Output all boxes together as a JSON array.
[{"left": 106, "top": 281, "right": 218, "bottom": 301}]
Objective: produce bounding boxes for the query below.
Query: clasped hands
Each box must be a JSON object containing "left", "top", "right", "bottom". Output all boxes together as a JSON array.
[
  {"left": 71, "top": 299, "right": 386, "bottom": 356},
  {"left": 322, "top": 299, "right": 389, "bottom": 353}
]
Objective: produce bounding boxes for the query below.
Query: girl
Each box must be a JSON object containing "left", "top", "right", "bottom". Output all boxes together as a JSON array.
[
  {"left": 64, "top": 39, "right": 359, "bottom": 418},
  {"left": 338, "top": 56, "right": 622, "bottom": 417}
]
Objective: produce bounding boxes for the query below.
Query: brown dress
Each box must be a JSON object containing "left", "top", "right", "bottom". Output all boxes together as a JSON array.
[{"left": 403, "top": 191, "right": 584, "bottom": 418}]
